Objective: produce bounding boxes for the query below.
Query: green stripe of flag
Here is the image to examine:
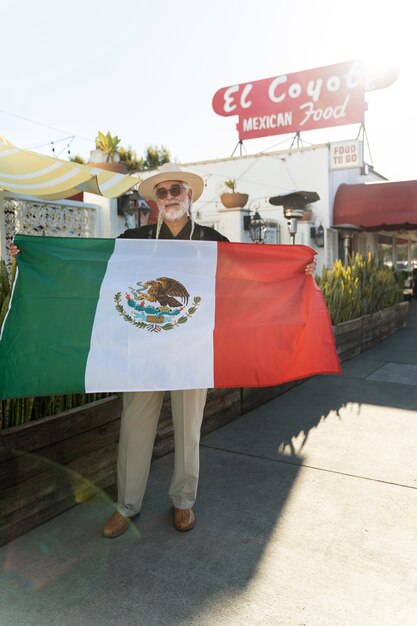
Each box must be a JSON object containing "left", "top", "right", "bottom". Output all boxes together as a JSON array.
[{"left": 0, "top": 235, "right": 115, "bottom": 400}]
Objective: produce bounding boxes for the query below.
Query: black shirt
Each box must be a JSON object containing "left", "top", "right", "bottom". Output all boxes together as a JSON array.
[{"left": 119, "top": 220, "right": 229, "bottom": 242}]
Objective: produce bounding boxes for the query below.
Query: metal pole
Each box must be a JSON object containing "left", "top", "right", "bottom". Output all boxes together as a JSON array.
[{"left": 343, "top": 235, "right": 350, "bottom": 266}]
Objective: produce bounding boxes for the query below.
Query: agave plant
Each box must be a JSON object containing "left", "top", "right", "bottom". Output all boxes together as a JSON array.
[
  {"left": 316, "top": 252, "right": 404, "bottom": 325},
  {"left": 224, "top": 178, "right": 237, "bottom": 193},
  {"left": 95, "top": 130, "right": 121, "bottom": 162}
]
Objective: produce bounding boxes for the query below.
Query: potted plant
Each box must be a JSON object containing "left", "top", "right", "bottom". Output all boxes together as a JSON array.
[
  {"left": 88, "top": 131, "right": 128, "bottom": 174},
  {"left": 220, "top": 179, "right": 249, "bottom": 209}
]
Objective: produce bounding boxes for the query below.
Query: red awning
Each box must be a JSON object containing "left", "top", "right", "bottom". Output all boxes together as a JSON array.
[{"left": 333, "top": 180, "right": 417, "bottom": 231}]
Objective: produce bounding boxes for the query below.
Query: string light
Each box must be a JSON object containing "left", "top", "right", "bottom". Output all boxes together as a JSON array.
[
  {"left": 0, "top": 108, "right": 91, "bottom": 143},
  {"left": 27, "top": 135, "right": 75, "bottom": 149},
  {"left": 0, "top": 108, "right": 92, "bottom": 159}
]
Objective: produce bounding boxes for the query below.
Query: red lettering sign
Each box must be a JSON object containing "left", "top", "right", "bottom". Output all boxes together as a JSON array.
[{"left": 212, "top": 60, "right": 393, "bottom": 140}]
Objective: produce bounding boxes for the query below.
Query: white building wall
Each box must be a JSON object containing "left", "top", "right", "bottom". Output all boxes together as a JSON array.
[
  {"left": 185, "top": 142, "right": 381, "bottom": 268},
  {"left": 187, "top": 145, "right": 330, "bottom": 256},
  {"left": 83, "top": 194, "right": 128, "bottom": 239},
  {"left": 92, "top": 140, "right": 402, "bottom": 270}
]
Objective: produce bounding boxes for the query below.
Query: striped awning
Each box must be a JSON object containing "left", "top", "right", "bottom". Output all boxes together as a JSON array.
[{"left": 0, "top": 137, "right": 140, "bottom": 200}]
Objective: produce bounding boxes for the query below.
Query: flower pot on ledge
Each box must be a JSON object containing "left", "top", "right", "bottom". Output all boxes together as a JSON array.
[
  {"left": 88, "top": 161, "right": 128, "bottom": 175},
  {"left": 220, "top": 192, "right": 249, "bottom": 209},
  {"left": 88, "top": 148, "right": 128, "bottom": 175}
]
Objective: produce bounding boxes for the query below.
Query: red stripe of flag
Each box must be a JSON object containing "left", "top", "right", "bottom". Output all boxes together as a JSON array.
[{"left": 213, "top": 243, "right": 341, "bottom": 388}]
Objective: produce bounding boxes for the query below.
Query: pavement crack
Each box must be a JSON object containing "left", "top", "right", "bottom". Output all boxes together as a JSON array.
[{"left": 200, "top": 443, "right": 417, "bottom": 491}]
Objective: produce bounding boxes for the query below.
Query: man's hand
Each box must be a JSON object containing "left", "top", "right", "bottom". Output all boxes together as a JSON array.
[
  {"left": 7, "top": 243, "right": 20, "bottom": 257},
  {"left": 305, "top": 259, "right": 316, "bottom": 275}
]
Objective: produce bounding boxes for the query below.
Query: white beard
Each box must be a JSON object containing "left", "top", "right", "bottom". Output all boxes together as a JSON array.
[{"left": 161, "top": 202, "right": 188, "bottom": 222}]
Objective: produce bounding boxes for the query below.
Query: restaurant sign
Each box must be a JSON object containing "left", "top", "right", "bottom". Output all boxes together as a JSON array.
[{"left": 212, "top": 60, "right": 398, "bottom": 140}]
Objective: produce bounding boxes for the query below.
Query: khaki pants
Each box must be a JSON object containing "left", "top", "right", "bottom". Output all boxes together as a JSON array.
[{"left": 116, "top": 389, "right": 208, "bottom": 517}]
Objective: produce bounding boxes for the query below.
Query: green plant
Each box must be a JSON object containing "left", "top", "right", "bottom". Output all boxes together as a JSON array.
[
  {"left": 224, "top": 178, "right": 237, "bottom": 193},
  {"left": 95, "top": 130, "right": 121, "bottom": 162},
  {"left": 0, "top": 393, "right": 110, "bottom": 430},
  {"left": 141, "top": 145, "right": 171, "bottom": 170},
  {"left": 0, "top": 258, "right": 14, "bottom": 329},
  {"left": 118, "top": 146, "right": 144, "bottom": 173},
  {"left": 69, "top": 154, "right": 86, "bottom": 164},
  {"left": 316, "top": 252, "right": 404, "bottom": 325}
]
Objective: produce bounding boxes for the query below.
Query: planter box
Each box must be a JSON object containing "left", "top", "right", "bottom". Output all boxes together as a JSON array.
[
  {"left": 0, "top": 396, "right": 122, "bottom": 545},
  {"left": 333, "top": 317, "right": 362, "bottom": 361},
  {"left": 334, "top": 302, "right": 408, "bottom": 361},
  {"left": 0, "top": 301, "right": 409, "bottom": 545}
]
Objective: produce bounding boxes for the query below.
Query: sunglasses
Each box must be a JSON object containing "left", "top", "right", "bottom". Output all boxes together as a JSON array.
[{"left": 155, "top": 184, "right": 187, "bottom": 200}]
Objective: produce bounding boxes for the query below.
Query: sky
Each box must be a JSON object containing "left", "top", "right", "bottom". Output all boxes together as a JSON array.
[{"left": 0, "top": 0, "right": 415, "bottom": 181}]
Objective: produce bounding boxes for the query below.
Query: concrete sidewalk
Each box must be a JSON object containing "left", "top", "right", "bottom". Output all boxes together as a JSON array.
[{"left": 1, "top": 303, "right": 417, "bottom": 626}]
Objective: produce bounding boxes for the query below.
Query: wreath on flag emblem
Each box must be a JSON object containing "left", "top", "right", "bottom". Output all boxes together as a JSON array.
[{"left": 114, "top": 276, "right": 201, "bottom": 332}]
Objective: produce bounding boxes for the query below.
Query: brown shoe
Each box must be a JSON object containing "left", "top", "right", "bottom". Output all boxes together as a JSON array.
[
  {"left": 102, "top": 511, "right": 139, "bottom": 538},
  {"left": 173, "top": 507, "right": 195, "bottom": 532}
]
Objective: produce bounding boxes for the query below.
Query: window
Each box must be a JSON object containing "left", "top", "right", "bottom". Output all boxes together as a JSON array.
[
  {"left": 396, "top": 238, "right": 409, "bottom": 271},
  {"left": 377, "top": 235, "right": 393, "bottom": 267}
]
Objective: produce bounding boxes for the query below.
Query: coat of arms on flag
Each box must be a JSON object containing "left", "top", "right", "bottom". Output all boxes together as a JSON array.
[{"left": 114, "top": 276, "right": 201, "bottom": 333}]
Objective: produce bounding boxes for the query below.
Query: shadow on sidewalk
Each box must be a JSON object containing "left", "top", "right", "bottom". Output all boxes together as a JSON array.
[{"left": 0, "top": 446, "right": 303, "bottom": 623}]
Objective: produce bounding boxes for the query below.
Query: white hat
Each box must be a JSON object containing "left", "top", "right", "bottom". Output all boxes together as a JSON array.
[{"left": 138, "top": 162, "right": 205, "bottom": 201}]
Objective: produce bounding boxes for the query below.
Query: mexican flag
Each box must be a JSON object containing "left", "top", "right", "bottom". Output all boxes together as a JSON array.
[{"left": 0, "top": 234, "right": 340, "bottom": 400}]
